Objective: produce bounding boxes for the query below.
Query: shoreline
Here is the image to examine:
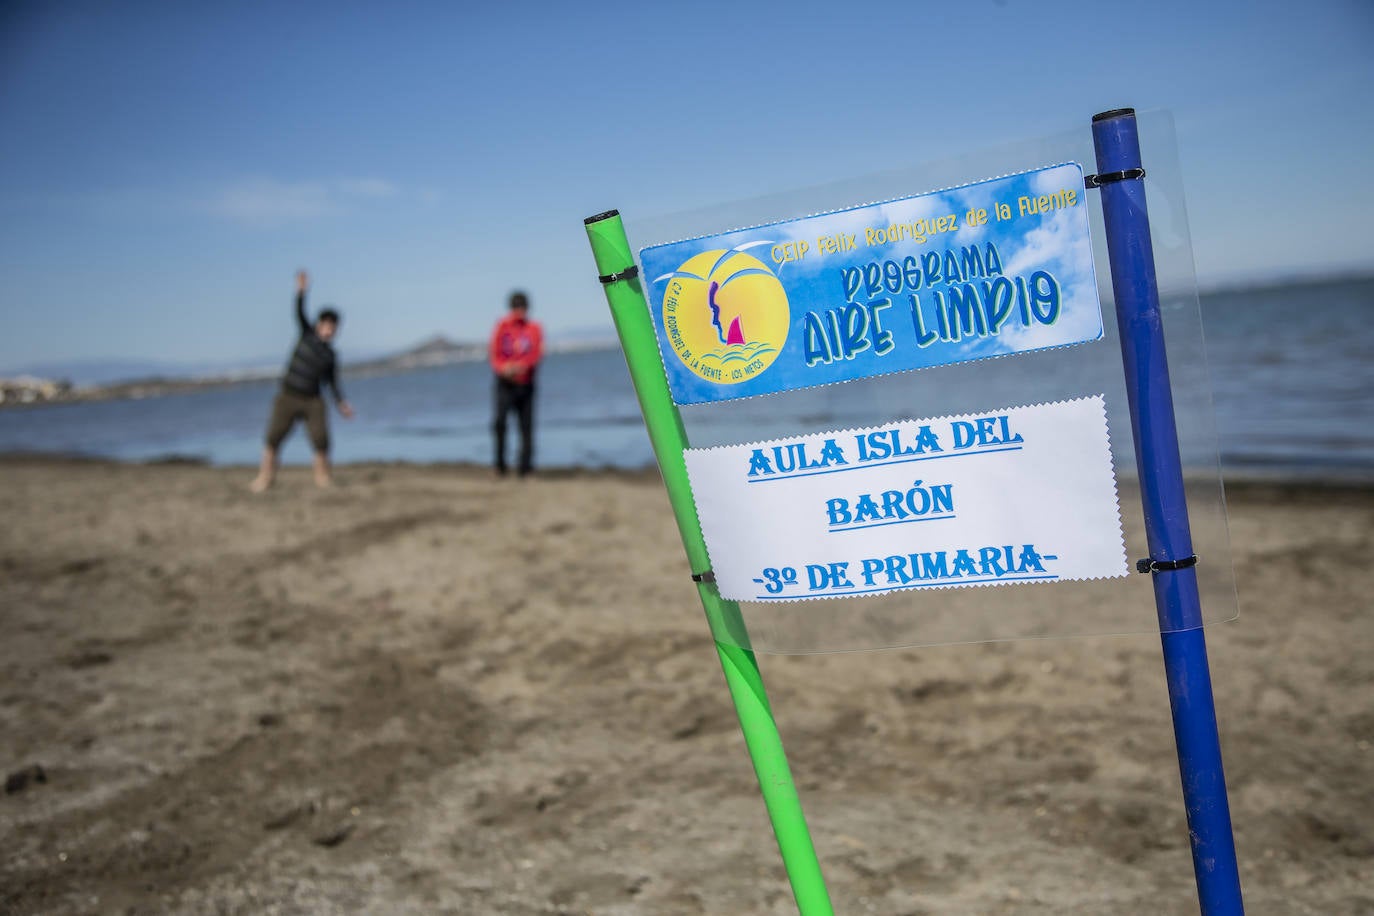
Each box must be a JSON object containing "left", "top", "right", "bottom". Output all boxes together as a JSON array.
[
  {"left": 3, "top": 450, "right": 1372, "bottom": 490},
  {"left": 0, "top": 340, "right": 618, "bottom": 412}
]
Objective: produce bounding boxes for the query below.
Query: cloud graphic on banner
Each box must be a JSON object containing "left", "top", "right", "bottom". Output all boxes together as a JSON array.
[{"left": 1001, "top": 208, "right": 1080, "bottom": 278}]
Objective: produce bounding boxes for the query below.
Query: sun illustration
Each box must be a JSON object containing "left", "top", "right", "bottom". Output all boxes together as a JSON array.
[{"left": 656, "top": 246, "right": 790, "bottom": 385}]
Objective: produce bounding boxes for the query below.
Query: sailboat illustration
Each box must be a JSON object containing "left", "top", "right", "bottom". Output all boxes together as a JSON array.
[{"left": 709, "top": 280, "right": 747, "bottom": 346}]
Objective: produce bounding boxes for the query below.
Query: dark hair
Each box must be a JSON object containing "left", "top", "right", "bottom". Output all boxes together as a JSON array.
[
  {"left": 317, "top": 308, "right": 341, "bottom": 325},
  {"left": 508, "top": 291, "right": 529, "bottom": 310}
]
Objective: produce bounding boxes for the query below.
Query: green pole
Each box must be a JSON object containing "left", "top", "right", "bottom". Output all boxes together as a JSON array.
[{"left": 584, "top": 210, "right": 834, "bottom": 916}]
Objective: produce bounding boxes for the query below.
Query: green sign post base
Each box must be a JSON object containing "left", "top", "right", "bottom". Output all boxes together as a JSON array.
[{"left": 585, "top": 210, "right": 834, "bottom": 915}]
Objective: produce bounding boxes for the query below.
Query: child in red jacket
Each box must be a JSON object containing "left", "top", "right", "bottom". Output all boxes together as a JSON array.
[{"left": 488, "top": 291, "right": 543, "bottom": 476}]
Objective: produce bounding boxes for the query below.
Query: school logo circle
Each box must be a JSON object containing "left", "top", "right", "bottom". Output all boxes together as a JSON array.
[{"left": 659, "top": 248, "right": 789, "bottom": 385}]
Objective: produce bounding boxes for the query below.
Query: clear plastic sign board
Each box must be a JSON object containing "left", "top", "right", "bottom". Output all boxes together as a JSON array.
[
  {"left": 639, "top": 164, "right": 1103, "bottom": 406},
  {"left": 633, "top": 112, "right": 1238, "bottom": 653}
]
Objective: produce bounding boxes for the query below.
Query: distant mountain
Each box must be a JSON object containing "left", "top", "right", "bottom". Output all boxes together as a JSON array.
[
  {"left": 9, "top": 358, "right": 213, "bottom": 388},
  {"left": 348, "top": 335, "right": 484, "bottom": 375},
  {"left": 409, "top": 334, "right": 467, "bottom": 356},
  {"left": 548, "top": 324, "right": 617, "bottom": 347},
  {"left": 9, "top": 353, "right": 294, "bottom": 388},
  {"left": 2, "top": 328, "right": 619, "bottom": 409},
  {"left": 347, "top": 329, "right": 617, "bottom": 377}
]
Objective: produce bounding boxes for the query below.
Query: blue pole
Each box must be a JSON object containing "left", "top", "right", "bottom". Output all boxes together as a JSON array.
[{"left": 1091, "top": 108, "right": 1244, "bottom": 915}]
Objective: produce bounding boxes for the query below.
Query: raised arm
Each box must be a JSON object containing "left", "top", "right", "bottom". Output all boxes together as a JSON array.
[{"left": 295, "top": 270, "right": 310, "bottom": 334}]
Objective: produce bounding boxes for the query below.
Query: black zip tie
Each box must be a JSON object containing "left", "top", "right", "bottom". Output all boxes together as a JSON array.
[
  {"left": 598, "top": 265, "right": 639, "bottom": 285},
  {"left": 1136, "top": 554, "right": 1199, "bottom": 574},
  {"left": 691, "top": 570, "right": 716, "bottom": 584},
  {"left": 584, "top": 209, "right": 620, "bottom": 225},
  {"left": 1085, "top": 168, "right": 1145, "bottom": 189}
]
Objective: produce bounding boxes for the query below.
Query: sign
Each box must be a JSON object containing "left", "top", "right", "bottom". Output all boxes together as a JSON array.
[
  {"left": 684, "top": 397, "right": 1127, "bottom": 601},
  {"left": 640, "top": 163, "right": 1103, "bottom": 405}
]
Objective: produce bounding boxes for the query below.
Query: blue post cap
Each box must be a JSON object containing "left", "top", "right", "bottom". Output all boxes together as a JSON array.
[{"left": 1092, "top": 108, "right": 1136, "bottom": 123}]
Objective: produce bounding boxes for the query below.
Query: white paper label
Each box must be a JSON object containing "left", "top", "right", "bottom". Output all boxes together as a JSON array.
[{"left": 685, "top": 396, "right": 1127, "bottom": 601}]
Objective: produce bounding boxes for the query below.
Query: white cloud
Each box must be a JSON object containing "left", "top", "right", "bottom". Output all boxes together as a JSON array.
[
  {"left": 212, "top": 180, "right": 334, "bottom": 224},
  {"left": 999, "top": 207, "right": 1091, "bottom": 280},
  {"left": 1030, "top": 166, "right": 1074, "bottom": 197},
  {"left": 337, "top": 178, "right": 399, "bottom": 199},
  {"left": 206, "top": 177, "right": 403, "bottom": 226}
]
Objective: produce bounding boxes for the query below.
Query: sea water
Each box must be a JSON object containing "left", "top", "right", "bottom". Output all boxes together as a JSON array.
[{"left": 1, "top": 277, "right": 1370, "bottom": 481}]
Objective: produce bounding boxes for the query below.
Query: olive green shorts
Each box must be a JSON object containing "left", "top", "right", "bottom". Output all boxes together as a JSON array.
[{"left": 265, "top": 389, "right": 329, "bottom": 452}]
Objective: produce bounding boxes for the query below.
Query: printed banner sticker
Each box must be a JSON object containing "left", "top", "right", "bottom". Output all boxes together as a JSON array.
[
  {"left": 640, "top": 163, "right": 1102, "bottom": 405},
  {"left": 684, "top": 396, "right": 1127, "bottom": 602}
]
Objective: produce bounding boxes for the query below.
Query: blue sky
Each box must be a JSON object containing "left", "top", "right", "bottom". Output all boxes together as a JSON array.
[{"left": 1, "top": 0, "right": 1371, "bottom": 374}]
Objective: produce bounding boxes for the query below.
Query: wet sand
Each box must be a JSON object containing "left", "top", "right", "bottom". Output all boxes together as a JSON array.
[{"left": 1, "top": 457, "right": 1371, "bottom": 914}]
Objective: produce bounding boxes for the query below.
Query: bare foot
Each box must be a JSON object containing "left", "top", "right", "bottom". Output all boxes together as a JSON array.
[
  {"left": 314, "top": 475, "right": 334, "bottom": 489},
  {"left": 249, "top": 475, "right": 272, "bottom": 493}
]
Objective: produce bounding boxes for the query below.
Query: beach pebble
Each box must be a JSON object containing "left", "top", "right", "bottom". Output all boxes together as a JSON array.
[
  {"left": 313, "top": 821, "right": 355, "bottom": 848},
  {"left": 4, "top": 763, "right": 47, "bottom": 794},
  {"left": 1256, "top": 686, "right": 1297, "bottom": 716}
]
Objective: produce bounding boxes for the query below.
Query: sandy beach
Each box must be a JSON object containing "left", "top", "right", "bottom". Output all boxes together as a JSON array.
[{"left": 1, "top": 457, "right": 1370, "bottom": 915}]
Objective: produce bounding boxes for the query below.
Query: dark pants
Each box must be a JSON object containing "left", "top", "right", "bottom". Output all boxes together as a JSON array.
[
  {"left": 493, "top": 377, "right": 535, "bottom": 475},
  {"left": 265, "top": 389, "right": 329, "bottom": 452}
]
